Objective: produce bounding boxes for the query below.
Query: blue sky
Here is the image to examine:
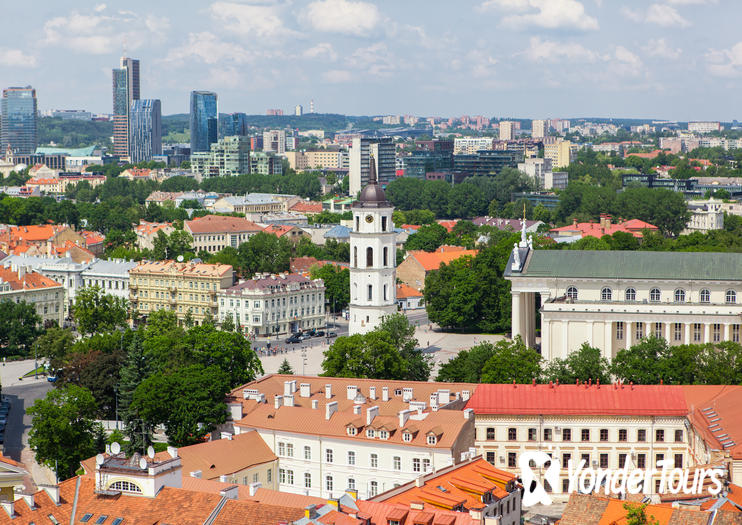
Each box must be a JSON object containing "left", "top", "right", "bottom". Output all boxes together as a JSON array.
[{"left": 0, "top": 0, "right": 739, "bottom": 120}]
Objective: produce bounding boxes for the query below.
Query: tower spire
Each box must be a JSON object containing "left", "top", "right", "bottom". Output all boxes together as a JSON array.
[{"left": 368, "top": 155, "right": 377, "bottom": 185}]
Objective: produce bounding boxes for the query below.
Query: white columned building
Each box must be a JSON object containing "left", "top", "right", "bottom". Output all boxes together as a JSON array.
[{"left": 349, "top": 157, "right": 397, "bottom": 335}]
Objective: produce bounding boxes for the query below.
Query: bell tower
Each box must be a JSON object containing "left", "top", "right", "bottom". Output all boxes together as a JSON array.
[{"left": 349, "top": 156, "right": 397, "bottom": 335}]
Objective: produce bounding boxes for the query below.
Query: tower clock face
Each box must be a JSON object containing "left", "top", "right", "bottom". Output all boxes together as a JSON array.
[{"left": 365, "top": 215, "right": 374, "bottom": 223}]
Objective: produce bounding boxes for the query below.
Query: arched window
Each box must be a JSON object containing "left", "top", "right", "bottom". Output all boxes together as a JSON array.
[
  {"left": 383, "top": 247, "right": 388, "bottom": 266},
  {"left": 566, "top": 286, "right": 578, "bottom": 300},
  {"left": 383, "top": 284, "right": 388, "bottom": 301},
  {"left": 367, "top": 285, "right": 372, "bottom": 301},
  {"left": 109, "top": 480, "right": 142, "bottom": 493},
  {"left": 366, "top": 247, "right": 373, "bottom": 267},
  {"left": 601, "top": 287, "right": 612, "bottom": 301},
  {"left": 650, "top": 288, "right": 661, "bottom": 302},
  {"left": 625, "top": 288, "right": 636, "bottom": 301},
  {"left": 726, "top": 290, "right": 737, "bottom": 304},
  {"left": 353, "top": 246, "right": 357, "bottom": 267},
  {"left": 355, "top": 216, "right": 359, "bottom": 231},
  {"left": 352, "top": 283, "right": 358, "bottom": 301},
  {"left": 700, "top": 289, "right": 711, "bottom": 303},
  {"left": 674, "top": 288, "right": 686, "bottom": 303}
]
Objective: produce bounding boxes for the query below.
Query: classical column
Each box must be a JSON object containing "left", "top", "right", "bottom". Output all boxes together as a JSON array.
[
  {"left": 523, "top": 293, "right": 532, "bottom": 348},
  {"left": 512, "top": 292, "right": 522, "bottom": 341},
  {"left": 684, "top": 323, "right": 691, "bottom": 345},
  {"left": 665, "top": 322, "right": 672, "bottom": 344},
  {"left": 625, "top": 321, "right": 633, "bottom": 349},
  {"left": 724, "top": 323, "right": 731, "bottom": 342},
  {"left": 704, "top": 323, "right": 711, "bottom": 344},
  {"left": 527, "top": 293, "right": 537, "bottom": 348},
  {"left": 588, "top": 321, "right": 594, "bottom": 346},
  {"left": 542, "top": 318, "right": 551, "bottom": 360},
  {"left": 562, "top": 321, "right": 569, "bottom": 358},
  {"left": 603, "top": 321, "right": 613, "bottom": 359}
]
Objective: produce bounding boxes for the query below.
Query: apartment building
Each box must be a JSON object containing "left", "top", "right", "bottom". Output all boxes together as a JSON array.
[
  {"left": 499, "top": 121, "right": 516, "bottom": 141},
  {"left": 0, "top": 263, "right": 64, "bottom": 326},
  {"left": 129, "top": 260, "right": 234, "bottom": 325},
  {"left": 544, "top": 139, "right": 576, "bottom": 168},
  {"left": 218, "top": 273, "right": 325, "bottom": 336},
  {"left": 134, "top": 221, "right": 175, "bottom": 250},
  {"left": 190, "top": 135, "right": 250, "bottom": 178},
  {"left": 263, "top": 130, "right": 286, "bottom": 154},
  {"left": 184, "top": 215, "right": 263, "bottom": 254},
  {"left": 285, "top": 150, "right": 344, "bottom": 171},
  {"left": 453, "top": 137, "right": 494, "bottom": 155},
  {"left": 227, "top": 375, "right": 477, "bottom": 501},
  {"left": 81, "top": 259, "right": 137, "bottom": 303},
  {"left": 532, "top": 119, "right": 547, "bottom": 139}
]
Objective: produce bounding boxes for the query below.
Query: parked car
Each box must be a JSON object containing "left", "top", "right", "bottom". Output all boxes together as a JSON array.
[
  {"left": 326, "top": 331, "right": 338, "bottom": 338},
  {"left": 315, "top": 330, "right": 325, "bottom": 337},
  {"left": 47, "top": 376, "right": 58, "bottom": 383},
  {"left": 305, "top": 329, "right": 317, "bottom": 337},
  {"left": 286, "top": 334, "right": 302, "bottom": 344}
]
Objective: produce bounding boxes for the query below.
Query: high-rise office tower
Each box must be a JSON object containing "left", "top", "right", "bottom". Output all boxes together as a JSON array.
[
  {"left": 218, "top": 112, "right": 248, "bottom": 137},
  {"left": 1, "top": 86, "right": 38, "bottom": 154},
  {"left": 349, "top": 137, "right": 395, "bottom": 196},
  {"left": 190, "top": 91, "right": 218, "bottom": 153},
  {"left": 129, "top": 99, "right": 162, "bottom": 163},
  {"left": 112, "top": 57, "right": 140, "bottom": 159}
]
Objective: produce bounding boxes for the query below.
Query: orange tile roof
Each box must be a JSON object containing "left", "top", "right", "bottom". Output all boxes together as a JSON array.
[
  {"left": 436, "top": 220, "right": 460, "bottom": 232},
  {"left": 407, "top": 246, "right": 479, "bottom": 271},
  {"left": 177, "top": 431, "right": 276, "bottom": 480},
  {"left": 80, "top": 230, "right": 104, "bottom": 246},
  {"left": 290, "top": 200, "right": 323, "bottom": 213},
  {"left": 180, "top": 476, "right": 327, "bottom": 508},
  {"left": 130, "top": 259, "right": 233, "bottom": 278},
  {"left": 0, "top": 266, "right": 62, "bottom": 291},
  {"left": 550, "top": 218, "right": 658, "bottom": 239},
  {"left": 0, "top": 224, "right": 62, "bottom": 242},
  {"left": 396, "top": 283, "right": 423, "bottom": 299},
  {"left": 185, "top": 214, "right": 262, "bottom": 234},
  {"left": 356, "top": 501, "right": 478, "bottom": 525},
  {"left": 135, "top": 220, "right": 173, "bottom": 236},
  {"left": 263, "top": 224, "right": 297, "bottom": 237},
  {"left": 683, "top": 385, "right": 742, "bottom": 459}
]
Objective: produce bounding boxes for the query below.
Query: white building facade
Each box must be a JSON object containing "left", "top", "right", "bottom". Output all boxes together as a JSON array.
[
  {"left": 81, "top": 259, "right": 138, "bottom": 303},
  {"left": 349, "top": 158, "right": 397, "bottom": 335}
]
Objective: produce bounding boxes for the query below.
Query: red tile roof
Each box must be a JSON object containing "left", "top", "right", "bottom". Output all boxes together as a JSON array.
[
  {"left": 683, "top": 385, "right": 742, "bottom": 459},
  {"left": 0, "top": 266, "right": 62, "bottom": 291},
  {"left": 550, "top": 217, "right": 658, "bottom": 239},
  {"left": 407, "top": 246, "right": 479, "bottom": 271},
  {"left": 177, "top": 431, "right": 276, "bottom": 480},
  {"left": 396, "top": 283, "right": 423, "bottom": 299},
  {"left": 290, "top": 200, "right": 323, "bottom": 214},
  {"left": 185, "top": 214, "right": 262, "bottom": 234},
  {"left": 356, "top": 501, "right": 478, "bottom": 525}
]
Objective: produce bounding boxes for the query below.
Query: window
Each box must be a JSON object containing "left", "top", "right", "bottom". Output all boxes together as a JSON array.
[
  {"left": 638, "top": 429, "right": 646, "bottom": 442},
  {"left": 413, "top": 458, "right": 421, "bottom": 472},
  {"left": 287, "top": 470, "right": 294, "bottom": 484},
  {"left": 366, "top": 247, "right": 373, "bottom": 267},
  {"left": 656, "top": 453, "right": 664, "bottom": 468},
  {"left": 353, "top": 246, "right": 358, "bottom": 267},
  {"left": 528, "top": 428, "right": 537, "bottom": 441},
  {"left": 423, "top": 459, "right": 431, "bottom": 472},
  {"left": 625, "top": 288, "right": 636, "bottom": 301},
  {"left": 383, "top": 247, "right": 388, "bottom": 266},
  {"left": 562, "top": 479, "right": 570, "bottom": 493},
  {"left": 581, "top": 453, "right": 590, "bottom": 466},
  {"left": 508, "top": 452, "right": 517, "bottom": 468},
  {"left": 618, "top": 429, "right": 627, "bottom": 442},
  {"left": 674, "top": 323, "right": 683, "bottom": 342},
  {"left": 619, "top": 454, "right": 627, "bottom": 468},
  {"left": 637, "top": 454, "right": 646, "bottom": 469},
  {"left": 80, "top": 514, "right": 93, "bottom": 523},
  {"left": 348, "top": 451, "right": 355, "bottom": 465},
  {"left": 635, "top": 322, "right": 644, "bottom": 340},
  {"left": 508, "top": 428, "right": 517, "bottom": 441},
  {"left": 393, "top": 456, "right": 401, "bottom": 470},
  {"left": 544, "top": 428, "right": 552, "bottom": 441},
  {"left": 674, "top": 454, "right": 683, "bottom": 469},
  {"left": 326, "top": 449, "right": 334, "bottom": 463},
  {"left": 304, "top": 446, "right": 311, "bottom": 460},
  {"left": 616, "top": 322, "right": 624, "bottom": 340},
  {"left": 383, "top": 284, "right": 388, "bottom": 301},
  {"left": 701, "top": 289, "right": 711, "bottom": 303},
  {"left": 286, "top": 443, "right": 294, "bottom": 457},
  {"left": 567, "top": 286, "right": 578, "bottom": 300},
  {"left": 366, "top": 428, "right": 375, "bottom": 438},
  {"left": 601, "top": 287, "right": 612, "bottom": 301},
  {"left": 581, "top": 429, "right": 590, "bottom": 442},
  {"left": 278, "top": 442, "right": 285, "bottom": 456},
  {"left": 563, "top": 453, "right": 571, "bottom": 467},
  {"left": 654, "top": 322, "right": 663, "bottom": 336},
  {"left": 427, "top": 435, "right": 437, "bottom": 445},
  {"left": 367, "top": 285, "right": 372, "bottom": 301},
  {"left": 370, "top": 481, "right": 378, "bottom": 497},
  {"left": 600, "top": 429, "right": 608, "bottom": 442},
  {"left": 656, "top": 429, "right": 664, "bottom": 442},
  {"left": 487, "top": 451, "right": 496, "bottom": 464},
  {"left": 600, "top": 454, "right": 608, "bottom": 469},
  {"left": 305, "top": 472, "right": 312, "bottom": 488},
  {"left": 267, "top": 469, "right": 271, "bottom": 483},
  {"left": 727, "top": 290, "right": 737, "bottom": 304},
  {"left": 109, "top": 480, "right": 141, "bottom": 493},
  {"left": 403, "top": 432, "right": 412, "bottom": 443},
  {"left": 650, "top": 288, "right": 661, "bottom": 302},
  {"left": 674, "top": 288, "right": 686, "bottom": 303},
  {"left": 693, "top": 323, "right": 702, "bottom": 342},
  {"left": 733, "top": 324, "right": 740, "bottom": 343},
  {"left": 355, "top": 216, "right": 359, "bottom": 230},
  {"left": 348, "top": 478, "right": 355, "bottom": 490},
  {"left": 713, "top": 323, "right": 721, "bottom": 342},
  {"left": 326, "top": 475, "right": 333, "bottom": 492},
  {"left": 347, "top": 427, "right": 357, "bottom": 436},
  {"left": 562, "top": 428, "right": 571, "bottom": 441},
  {"left": 486, "top": 427, "right": 496, "bottom": 440},
  {"left": 370, "top": 453, "right": 378, "bottom": 468}
]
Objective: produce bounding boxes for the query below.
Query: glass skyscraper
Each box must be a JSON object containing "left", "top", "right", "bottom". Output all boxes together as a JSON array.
[
  {"left": 112, "top": 57, "right": 140, "bottom": 158},
  {"left": 218, "top": 112, "right": 248, "bottom": 137},
  {"left": 1, "top": 86, "right": 38, "bottom": 155},
  {"left": 129, "top": 99, "right": 162, "bottom": 164},
  {"left": 190, "top": 91, "right": 218, "bottom": 153}
]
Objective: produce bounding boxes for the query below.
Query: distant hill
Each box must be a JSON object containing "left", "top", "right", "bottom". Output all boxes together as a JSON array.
[{"left": 37, "top": 117, "right": 113, "bottom": 149}]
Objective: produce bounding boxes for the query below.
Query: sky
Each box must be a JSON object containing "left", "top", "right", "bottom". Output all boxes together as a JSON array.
[{"left": 0, "top": 0, "right": 740, "bottom": 121}]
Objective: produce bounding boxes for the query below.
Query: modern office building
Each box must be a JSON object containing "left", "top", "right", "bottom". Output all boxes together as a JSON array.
[
  {"left": 263, "top": 130, "right": 286, "bottom": 154},
  {"left": 190, "top": 135, "right": 250, "bottom": 178},
  {"left": 218, "top": 112, "right": 248, "bottom": 137},
  {"left": 190, "top": 91, "right": 218, "bottom": 153},
  {"left": 112, "top": 57, "right": 140, "bottom": 159},
  {"left": 249, "top": 151, "right": 283, "bottom": 175},
  {"left": 403, "top": 150, "right": 454, "bottom": 179},
  {"left": 348, "top": 137, "right": 395, "bottom": 195},
  {"left": 129, "top": 99, "right": 162, "bottom": 163},
  {"left": 453, "top": 150, "right": 522, "bottom": 178},
  {"left": 1, "top": 86, "right": 38, "bottom": 155}
]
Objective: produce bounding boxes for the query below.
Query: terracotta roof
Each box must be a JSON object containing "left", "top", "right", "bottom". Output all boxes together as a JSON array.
[
  {"left": 550, "top": 217, "right": 658, "bottom": 239},
  {"left": 683, "top": 385, "right": 742, "bottom": 459},
  {"left": 466, "top": 383, "right": 689, "bottom": 416},
  {"left": 290, "top": 201, "right": 323, "bottom": 213},
  {"left": 0, "top": 266, "right": 62, "bottom": 291},
  {"left": 180, "top": 476, "right": 326, "bottom": 508},
  {"left": 185, "top": 214, "right": 262, "bottom": 234},
  {"left": 263, "top": 224, "right": 302, "bottom": 237},
  {"left": 130, "top": 259, "right": 233, "bottom": 278},
  {"left": 177, "top": 431, "right": 276, "bottom": 480},
  {"left": 0, "top": 224, "right": 66, "bottom": 242},
  {"left": 135, "top": 220, "right": 173, "bottom": 236},
  {"left": 407, "top": 246, "right": 479, "bottom": 272},
  {"left": 396, "top": 283, "right": 423, "bottom": 299},
  {"left": 0, "top": 455, "right": 27, "bottom": 471},
  {"left": 355, "top": 501, "right": 478, "bottom": 525},
  {"left": 290, "top": 256, "right": 349, "bottom": 274},
  {"left": 436, "top": 220, "right": 460, "bottom": 232}
]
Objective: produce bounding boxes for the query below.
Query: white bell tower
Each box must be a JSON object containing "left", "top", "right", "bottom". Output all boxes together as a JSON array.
[{"left": 349, "top": 156, "right": 397, "bottom": 335}]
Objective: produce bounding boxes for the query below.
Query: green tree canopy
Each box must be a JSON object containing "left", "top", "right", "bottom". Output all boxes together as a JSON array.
[
  {"left": 0, "top": 300, "right": 41, "bottom": 357},
  {"left": 542, "top": 343, "right": 611, "bottom": 384},
  {"left": 72, "top": 286, "right": 128, "bottom": 335},
  {"left": 480, "top": 338, "right": 542, "bottom": 383}
]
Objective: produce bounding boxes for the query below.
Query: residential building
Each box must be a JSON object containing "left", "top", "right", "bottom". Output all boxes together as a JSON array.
[
  {"left": 517, "top": 157, "right": 567, "bottom": 190},
  {"left": 532, "top": 119, "right": 547, "bottom": 139},
  {"left": 190, "top": 91, "right": 218, "bottom": 153},
  {"left": 349, "top": 138, "right": 395, "bottom": 195},
  {"left": 0, "top": 224, "right": 90, "bottom": 258},
  {"left": 371, "top": 457, "right": 521, "bottom": 525},
  {"left": 396, "top": 283, "right": 423, "bottom": 310},
  {"left": 81, "top": 259, "right": 137, "bottom": 303},
  {"left": 261, "top": 224, "right": 310, "bottom": 244},
  {"left": 684, "top": 199, "right": 725, "bottom": 234},
  {"left": 250, "top": 151, "right": 283, "bottom": 175},
  {"left": 263, "top": 130, "right": 286, "bottom": 154},
  {"left": 285, "top": 149, "right": 344, "bottom": 171},
  {"left": 499, "top": 121, "right": 516, "bottom": 141},
  {"left": 218, "top": 273, "right": 325, "bottom": 335},
  {"left": 227, "top": 375, "right": 477, "bottom": 500},
  {"left": 453, "top": 137, "right": 494, "bottom": 155},
  {"left": 119, "top": 167, "right": 158, "bottom": 181},
  {"left": 295, "top": 104, "right": 303, "bottom": 116},
  {"left": 134, "top": 220, "right": 175, "bottom": 250},
  {"left": 1, "top": 86, "right": 38, "bottom": 154},
  {"left": 129, "top": 99, "right": 162, "bottom": 163},
  {"left": 397, "top": 246, "right": 478, "bottom": 291},
  {"left": 549, "top": 215, "right": 658, "bottom": 243},
  {"left": 544, "top": 139, "right": 576, "bottom": 168},
  {"left": 129, "top": 260, "right": 234, "bottom": 325},
  {"left": 212, "top": 194, "right": 286, "bottom": 215},
  {"left": 0, "top": 263, "right": 63, "bottom": 326},
  {"left": 349, "top": 158, "right": 397, "bottom": 335},
  {"left": 507, "top": 238, "right": 742, "bottom": 359},
  {"left": 190, "top": 135, "right": 250, "bottom": 178},
  {"left": 289, "top": 201, "right": 323, "bottom": 215},
  {"left": 112, "top": 57, "right": 140, "bottom": 159},
  {"left": 0, "top": 456, "right": 28, "bottom": 501},
  {"left": 26, "top": 173, "right": 106, "bottom": 195},
  {"left": 688, "top": 121, "right": 722, "bottom": 134},
  {"left": 177, "top": 430, "right": 278, "bottom": 488},
  {"left": 184, "top": 215, "right": 263, "bottom": 254}
]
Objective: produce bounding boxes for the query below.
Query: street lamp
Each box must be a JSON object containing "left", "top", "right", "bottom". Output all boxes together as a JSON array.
[{"left": 114, "top": 385, "right": 119, "bottom": 431}]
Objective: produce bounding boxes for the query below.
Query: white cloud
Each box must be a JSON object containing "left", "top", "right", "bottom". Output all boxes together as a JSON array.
[
  {"left": 164, "top": 32, "right": 254, "bottom": 65},
  {"left": 209, "top": 2, "right": 295, "bottom": 39},
  {"left": 468, "top": 49, "right": 499, "bottom": 79},
  {"left": 303, "top": 42, "right": 338, "bottom": 61},
  {"left": 0, "top": 48, "right": 37, "bottom": 67},
  {"left": 706, "top": 42, "right": 742, "bottom": 77},
  {"left": 521, "top": 36, "right": 602, "bottom": 62},
  {"left": 480, "top": 0, "right": 598, "bottom": 31},
  {"left": 622, "top": 4, "right": 691, "bottom": 27},
  {"left": 304, "top": 0, "right": 381, "bottom": 36},
  {"left": 348, "top": 42, "right": 401, "bottom": 77},
  {"left": 613, "top": 45, "right": 644, "bottom": 76},
  {"left": 643, "top": 38, "right": 682, "bottom": 59},
  {"left": 322, "top": 69, "right": 353, "bottom": 83},
  {"left": 94, "top": 3, "right": 106, "bottom": 12}
]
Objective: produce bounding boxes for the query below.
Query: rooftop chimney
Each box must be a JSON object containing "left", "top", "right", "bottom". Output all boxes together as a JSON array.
[
  {"left": 300, "top": 383, "right": 311, "bottom": 398},
  {"left": 220, "top": 485, "right": 239, "bottom": 500},
  {"left": 382, "top": 387, "right": 389, "bottom": 402},
  {"left": 463, "top": 408, "right": 474, "bottom": 420},
  {"left": 248, "top": 482, "right": 261, "bottom": 497},
  {"left": 402, "top": 387, "right": 413, "bottom": 402},
  {"left": 220, "top": 432, "right": 233, "bottom": 440},
  {"left": 167, "top": 446, "right": 178, "bottom": 458},
  {"left": 399, "top": 409, "right": 412, "bottom": 428},
  {"left": 346, "top": 385, "right": 358, "bottom": 400},
  {"left": 219, "top": 474, "right": 228, "bottom": 482},
  {"left": 414, "top": 476, "right": 425, "bottom": 488},
  {"left": 353, "top": 405, "right": 361, "bottom": 415},
  {"left": 284, "top": 394, "right": 295, "bottom": 407},
  {"left": 312, "top": 399, "right": 319, "bottom": 409},
  {"left": 325, "top": 384, "right": 332, "bottom": 399},
  {"left": 366, "top": 406, "right": 379, "bottom": 426},
  {"left": 228, "top": 402, "right": 244, "bottom": 421},
  {"left": 369, "top": 386, "right": 377, "bottom": 400},
  {"left": 274, "top": 395, "right": 283, "bottom": 409},
  {"left": 325, "top": 401, "right": 338, "bottom": 420}
]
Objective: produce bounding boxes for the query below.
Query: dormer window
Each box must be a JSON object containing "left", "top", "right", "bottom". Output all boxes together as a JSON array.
[
  {"left": 403, "top": 432, "right": 412, "bottom": 442},
  {"left": 366, "top": 428, "right": 375, "bottom": 438},
  {"left": 347, "top": 427, "right": 357, "bottom": 436},
  {"left": 427, "top": 434, "right": 437, "bottom": 445},
  {"left": 379, "top": 430, "right": 389, "bottom": 440}
]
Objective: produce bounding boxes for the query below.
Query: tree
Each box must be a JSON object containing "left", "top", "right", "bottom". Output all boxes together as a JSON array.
[
  {"left": 624, "top": 503, "right": 660, "bottom": 525},
  {"left": 377, "top": 314, "right": 431, "bottom": 381},
  {"left": 542, "top": 343, "right": 611, "bottom": 384},
  {"left": 0, "top": 300, "right": 41, "bottom": 356},
  {"left": 34, "top": 327, "right": 75, "bottom": 371},
  {"left": 322, "top": 332, "right": 408, "bottom": 380},
  {"left": 237, "top": 232, "right": 292, "bottom": 276},
  {"left": 183, "top": 324, "right": 263, "bottom": 387},
  {"left": 118, "top": 332, "right": 153, "bottom": 454},
  {"left": 310, "top": 264, "right": 349, "bottom": 313},
  {"left": 130, "top": 365, "right": 231, "bottom": 447},
  {"left": 28, "top": 385, "right": 105, "bottom": 480},
  {"left": 480, "top": 338, "right": 542, "bottom": 383},
  {"left": 404, "top": 223, "right": 449, "bottom": 252},
  {"left": 72, "top": 286, "right": 128, "bottom": 335},
  {"left": 437, "top": 342, "right": 497, "bottom": 383},
  {"left": 611, "top": 336, "right": 669, "bottom": 384},
  {"left": 424, "top": 255, "right": 481, "bottom": 331},
  {"left": 58, "top": 349, "right": 125, "bottom": 419},
  {"left": 278, "top": 359, "right": 294, "bottom": 374}
]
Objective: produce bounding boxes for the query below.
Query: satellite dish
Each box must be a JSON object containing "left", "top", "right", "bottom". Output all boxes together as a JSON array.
[
  {"left": 147, "top": 446, "right": 155, "bottom": 459},
  {"left": 111, "top": 442, "right": 121, "bottom": 455},
  {"left": 95, "top": 454, "right": 105, "bottom": 466},
  {"left": 139, "top": 457, "right": 148, "bottom": 470},
  {"left": 177, "top": 255, "right": 184, "bottom": 262}
]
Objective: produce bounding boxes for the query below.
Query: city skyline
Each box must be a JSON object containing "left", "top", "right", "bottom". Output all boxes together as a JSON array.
[{"left": 0, "top": 1, "right": 740, "bottom": 120}]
